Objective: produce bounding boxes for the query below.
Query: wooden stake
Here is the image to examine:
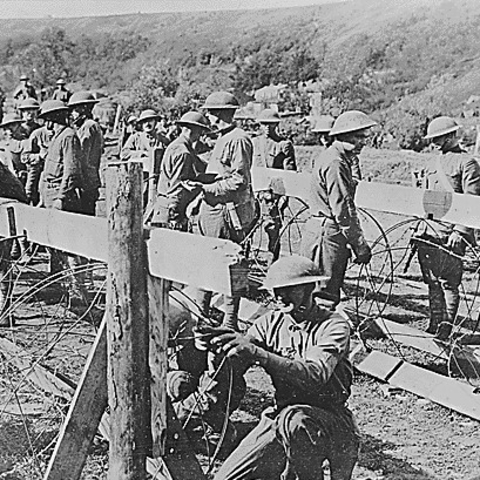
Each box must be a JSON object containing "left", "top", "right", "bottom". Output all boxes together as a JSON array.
[{"left": 106, "top": 161, "right": 150, "bottom": 480}]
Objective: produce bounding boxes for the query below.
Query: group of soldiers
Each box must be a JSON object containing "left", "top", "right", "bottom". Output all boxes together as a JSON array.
[{"left": 0, "top": 79, "right": 475, "bottom": 479}]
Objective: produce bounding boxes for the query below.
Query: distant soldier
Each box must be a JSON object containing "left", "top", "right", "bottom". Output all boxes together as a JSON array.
[
  {"left": 301, "top": 110, "right": 376, "bottom": 309},
  {"left": 311, "top": 115, "right": 334, "bottom": 150},
  {"left": 414, "top": 116, "right": 480, "bottom": 340},
  {"left": 68, "top": 91, "right": 104, "bottom": 216},
  {"left": 188, "top": 91, "right": 257, "bottom": 331},
  {"left": 121, "top": 108, "right": 170, "bottom": 206},
  {"left": 18, "top": 97, "right": 41, "bottom": 138},
  {"left": 152, "top": 111, "right": 210, "bottom": 230},
  {"left": 13, "top": 74, "right": 37, "bottom": 105},
  {"left": 253, "top": 108, "right": 296, "bottom": 260},
  {"left": 51, "top": 78, "right": 72, "bottom": 103},
  {"left": 0, "top": 113, "right": 27, "bottom": 180},
  {"left": 38, "top": 100, "right": 87, "bottom": 305}
]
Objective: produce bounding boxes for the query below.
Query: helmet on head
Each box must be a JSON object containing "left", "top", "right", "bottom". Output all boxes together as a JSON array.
[
  {"left": 126, "top": 114, "right": 137, "bottom": 125},
  {"left": 177, "top": 111, "right": 210, "bottom": 130},
  {"left": 56, "top": 78, "right": 66, "bottom": 85},
  {"left": 18, "top": 98, "right": 40, "bottom": 111},
  {"left": 39, "top": 100, "right": 69, "bottom": 118},
  {"left": 311, "top": 115, "right": 334, "bottom": 133},
  {"left": 257, "top": 109, "right": 280, "bottom": 124},
  {"left": 137, "top": 109, "right": 159, "bottom": 123},
  {"left": 329, "top": 110, "right": 376, "bottom": 136},
  {"left": 20, "top": 74, "right": 28, "bottom": 81},
  {"left": 68, "top": 91, "right": 98, "bottom": 107},
  {"left": 0, "top": 113, "right": 23, "bottom": 128},
  {"left": 260, "top": 255, "right": 328, "bottom": 290},
  {"left": 201, "top": 91, "right": 239, "bottom": 110},
  {"left": 424, "top": 116, "right": 459, "bottom": 140}
]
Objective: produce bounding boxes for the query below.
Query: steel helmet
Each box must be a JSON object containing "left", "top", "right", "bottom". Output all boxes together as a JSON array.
[
  {"left": 329, "top": 110, "right": 377, "bottom": 136},
  {"left": 177, "top": 111, "right": 211, "bottom": 130},
  {"left": 56, "top": 78, "right": 66, "bottom": 85},
  {"left": 257, "top": 108, "right": 281, "bottom": 123},
  {"left": 201, "top": 91, "right": 239, "bottom": 110},
  {"left": 18, "top": 98, "right": 40, "bottom": 111},
  {"left": 424, "top": 116, "right": 459, "bottom": 139},
  {"left": 126, "top": 114, "right": 137, "bottom": 125},
  {"left": 20, "top": 74, "right": 28, "bottom": 81},
  {"left": 0, "top": 113, "right": 23, "bottom": 128},
  {"left": 260, "top": 255, "right": 328, "bottom": 290},
  {"left": 68, "top": 91, "right": 98, "bottom": 107},
  {"left": 39, "top": 100, "right": 69, "bottom": 118},
  {"left": 311, "top": 115, "right": 334, "bottom": 133},
  {"left": 137, "top": 109, "right": 159, "bottom": 123}
]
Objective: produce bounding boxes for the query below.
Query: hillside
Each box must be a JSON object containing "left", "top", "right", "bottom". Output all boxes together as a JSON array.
[{"left": 1, "top": 0, "right": 480, "bottom": 149}]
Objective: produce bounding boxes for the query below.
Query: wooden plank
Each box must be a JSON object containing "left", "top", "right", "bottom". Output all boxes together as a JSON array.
[
  {"left": 356, "top": 351, "right": 480, "bottom": 421},
  {"left": 44, "top": 318, "right": 108, "bottom": 480},
  {"left": 0, "top": 337, "right": 75, "bottom": 399},
  {"left": 106, "top": 162, "right": 150, "bottom": 479}
]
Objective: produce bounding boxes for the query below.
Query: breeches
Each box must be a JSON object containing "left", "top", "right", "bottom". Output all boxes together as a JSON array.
[
  {"left": 301, "top": 217, "right": 351, "bottom": 305},
  {"left": 215, "top": 404, "right": 359, "bottom": 480}
]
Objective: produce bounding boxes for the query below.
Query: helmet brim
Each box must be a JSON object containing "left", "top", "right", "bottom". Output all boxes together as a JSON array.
[
  {"left": 260, "top": 275, "right": 329, "bottom": 290},
  {"left": 424, "top": 125, "right": 459, "bottom": 140},
  {"left": 177, "top": 120, "right": 211, "bottom": 130},
  {"left": 329, "top": 122, "right": 377, "bottom": 136}
]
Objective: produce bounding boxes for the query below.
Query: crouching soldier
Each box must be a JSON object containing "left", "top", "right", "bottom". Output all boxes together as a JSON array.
[
  {"left": 414, "top": 116, "right": 480, "bottom": 340},
  {"left": 205, "top": 255, "right": 359, "bottom": 480}
]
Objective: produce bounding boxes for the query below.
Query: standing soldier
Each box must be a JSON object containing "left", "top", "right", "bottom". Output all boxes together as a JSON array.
[
  {"left": 253, "top": 108, "right": 296, "bottom": 260},
  {"left": 189, "top": 91, "right": 257, "bottom": 331},
  {"left": 0, "top": 113, "right": 26, "bottom": 177},
  {"left": 152, "top": 111, "right": 210, "bottom": 230},
  {"left": 414, "top": 116, "right": 480, "bottom": 340},
  {"left": 120, "top": 108, "right": 169, "bottom": 207},
  {"left": 301, "top": 110, "right": 376, "bottom": 310},
  {"left": 13, "top": 74, "right": 37, "bottom": 105},
  {"left": 38, "top": 100, "right": 87, "bottom": 306},
  {"left": 68, "top": 91, "right": 104, "bottom": 216},
  {"left": 18, "top": 98, "right": 41, "bottom": 137},
  {"left": 52, "top": 78, "right": 72, "bottom": 103}
]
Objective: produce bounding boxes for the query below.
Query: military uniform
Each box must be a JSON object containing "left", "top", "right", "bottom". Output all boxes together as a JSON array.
[
  {"left": 13, "top": 83, "right": 37, "bottom": 103},
  {"left": 153, "top": 133, "right": 205, "bottom": 230},
  {"left": 52, "top": 88, "right": 72, "bottom": 103},
  {"left": 301, "top": 140, "right": 370, "bottom": 306},
  {"left": 414, "top": 146, "right": 480, "bottom": 338},
  {"left": 253, "top": 133, "right": 296, "bottom": 260},
  {"left": 75, "top": 118, "right": 104, "bottom": 215},
  {"left": 214, "top": 303, "right": 359, "bottom": 480}
]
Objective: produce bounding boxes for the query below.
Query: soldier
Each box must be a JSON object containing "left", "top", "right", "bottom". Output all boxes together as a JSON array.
[
  {"left": 68, "top": 91, "right": 104, "bottom": 216},
  {"left": 120, "top": 108, "right": 169, "bottom": 207},
  {"left": 188, "top": 91, "right": 258, "bottom": 331},
  {"left": 38, "top": 100, "right": 87, "bottom": 306},
  {"left": 152, "top": 111, "right": 210, "bottom": 230},
  {"left": 414, "top": 116, "right": 480, "bottom": 340},
  {"left": 311, "top": 115, "right": 334, "bottom": 150},
  {"left": 0, "top": 162, "right": 28, "bottom": 326},
  {"left": 18, "top": 98, "right": 41, "bottom": 137},
  {"left": 253, "top": 108, "right": 296, "bottom": 260},
  {"left": 203, "top": 255, "right": 359, "bottom": 480},
  {"left": 0, "top": 113, "right": 25, "bottom": 176},
  {"left": 51, "top": 78, "right": 72, "bottom": 103},
  {"left": 13, "top": 74, "right": 37, "bottom": 104},
  {"left": 301, "top": 110, "right": 376, "bottom": 309}
]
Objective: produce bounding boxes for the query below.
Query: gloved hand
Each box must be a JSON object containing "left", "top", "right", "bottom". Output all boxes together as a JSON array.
[
  {"left": 354, "top": 243, "right": 372, "bottom": 265},
  {"left": 446, "top": 231, "right": 464, "bottom": 253},
  {"left": 211, "top": 331, "right": 258, "bottom": 361},
  {"left": 193, "top": 324, "right": 234, "bottom": 352}
]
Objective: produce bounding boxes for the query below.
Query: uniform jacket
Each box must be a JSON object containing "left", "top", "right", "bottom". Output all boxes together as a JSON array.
[
  {"left": 120, "top": 130, "right": 169, "bottom": 163},
  {"left": 247, "top": 303, "right": 352, "bottom": 410},
  {"left": 309, "top": 140, "right": 368, "bottom": 251},
  {"left": 253, "top": 133, "right": 296, "bottom": 170},
  {"left": 201, "top": 125, "right": 256, "bottom": 228},
  {"left": 156, "top": 133, "right": 205, "bottom": 222},
  {"left": 52, "top": 88, "right": 72, "bottom": 103},
  {"left": 13, "top": 84, "right": 37, "bottom": 101},
  {"left": 75, "top": 118, "right": 104, "bottom": 191},
  {"left": 42, "top": 125, "right": 83, "bottom": 200},
  {"left": 22, "top": 126, "right": 52, "bottom": 165}
]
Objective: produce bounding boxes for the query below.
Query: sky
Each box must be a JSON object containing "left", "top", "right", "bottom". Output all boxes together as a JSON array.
[{"left": 0, "top": 0, "right": 348, "bottom": 19}]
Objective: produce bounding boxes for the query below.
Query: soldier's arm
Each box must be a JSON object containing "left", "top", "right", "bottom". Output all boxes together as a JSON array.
[
  {"left": 202, "top": 136, "right": 252, "bottom": 201},
  {"left": 120, "top": 133, "right": 142, "bottom": 161},
  {"left": 59, "top": 134, "right": 82, "bottom": 200}
]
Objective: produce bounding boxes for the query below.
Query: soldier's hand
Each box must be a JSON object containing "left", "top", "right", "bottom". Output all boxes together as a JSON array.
[
  {"left": 52, "top": 198, "right": 63, "bottom": 210},
  {"left": 354, "top": 243, "right": 372, "bottom": 265},
  {"left": 447, "top": 231, "right": 463, "bottom": 252},
  {"left": 211, "top": 332, "right": 257, "bottom": 360},
  {"left": 182, "top": 180, "right": 203, "bottom": 192}
]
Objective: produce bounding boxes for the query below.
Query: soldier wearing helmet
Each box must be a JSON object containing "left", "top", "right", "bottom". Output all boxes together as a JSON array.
[
  {"left": 189, "top": 91, "right": 258, "bottom": 331},
  {"left": 151, "top": 111, "right": 211, "bottom": 230},
  {"left": 18, "top": 98, "right": 41, "bottom": 137},
  {"left": 253, "top": 108, "right": 297, "bottom": 261},
  {"left": 201, "top": 255, "right": 359, "bottom": 480},
  {"left": 301, "top": 110, "right": 376, "bottom": 309},
  {"left": 413, "top": 116, "right": 480, "bottom": 340},
  {"left": 52, "top": 78, "right": 72, "bottom": 103},
  {"left": 0, "top": 113, "right": 26, "bottom": 176},
  {"left": 68, "top": 91, "right": 104, "bottom": 216},
  {"left": 38, "top": 99, "right": 88, "bottom": 306},
  {"left": 13, "top": 75, "right": 37, "bottom": 105}
]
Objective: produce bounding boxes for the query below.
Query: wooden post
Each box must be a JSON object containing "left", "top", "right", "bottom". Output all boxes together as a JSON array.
[
  {"left": 106, "top": 161, "right": 150, "bottom": 480},
  {"left": 474, "top": 125, "right": 480, "bottom": 157}
]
